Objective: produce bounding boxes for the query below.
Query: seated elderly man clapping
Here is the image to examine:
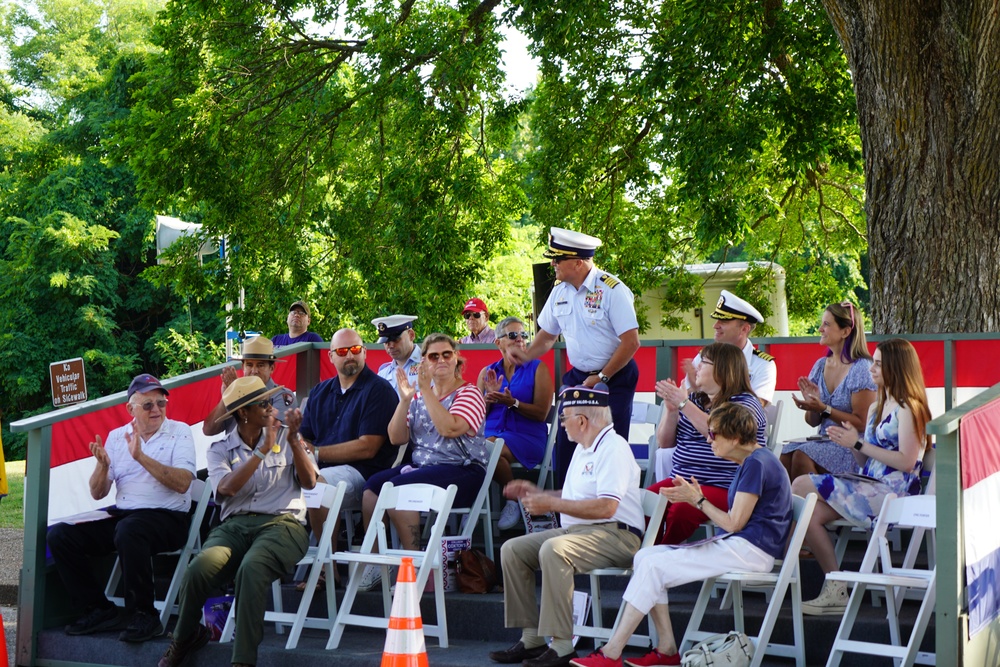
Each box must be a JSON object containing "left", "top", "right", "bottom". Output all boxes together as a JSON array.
[{"left": 489, "top": 384, "right": 644, "bottom": 667}]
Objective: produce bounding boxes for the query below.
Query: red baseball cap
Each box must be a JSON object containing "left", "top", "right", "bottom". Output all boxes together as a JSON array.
[{"left": 462, "top": 298, "right": 488, "bottom": 315}]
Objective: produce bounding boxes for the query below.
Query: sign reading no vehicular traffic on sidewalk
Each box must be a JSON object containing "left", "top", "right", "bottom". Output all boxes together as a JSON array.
[{"left": 50, "top": 358, "right": 88, "bottom": 407}]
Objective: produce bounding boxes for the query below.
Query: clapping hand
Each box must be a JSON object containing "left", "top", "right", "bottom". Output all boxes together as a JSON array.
[
  {"left": 483, "top": 368, "right": 504, "bottom": 403},
  {"left": 661, "top": 475, "right": 703, "bottom": 506},
  {"left": 655, "top": 378, "right": 688, "bottom": 411},
  {"left": 681, "top": 359, "right": 698, "bottom": 389},
  {"left": 416, "top": 360, "right": 434, "bottom": 394},
  {"left": 792, "top": 377, "right": 825, "bottom": 412},
  {"left": 89, "top": 434, "right": 110, "bottom": 467},
  {"left": 220, "top": 365, "right": 238, "bottom": 391},
  {"left": 827, "top": 422, "right": 860, "bottom": 449},
  {"left": 126, "top": 422, "right": 144, "bottom": 462},
  {"left": 396, "top": 366, "right": 416, "bottom": 401}
]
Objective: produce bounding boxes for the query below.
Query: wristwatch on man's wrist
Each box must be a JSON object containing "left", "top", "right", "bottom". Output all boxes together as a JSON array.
[{"left": 598, "top": 372, "right": 611, "bottom": 384}]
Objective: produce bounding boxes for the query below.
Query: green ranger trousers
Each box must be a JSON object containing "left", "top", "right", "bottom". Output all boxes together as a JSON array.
[{"left": 173, "top": 513, "right": 309, "bottom": 665}]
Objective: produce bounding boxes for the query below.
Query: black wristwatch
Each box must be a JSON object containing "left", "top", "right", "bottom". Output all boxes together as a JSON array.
[
  {"left": 696, "top": 496, "right": 707, "bottom": 509},
  {"left": 853, "top": 439, "right": 865, "bottom": 451},
  {"left": 820, "top": 405, "right": 833, "bottom": 418}
]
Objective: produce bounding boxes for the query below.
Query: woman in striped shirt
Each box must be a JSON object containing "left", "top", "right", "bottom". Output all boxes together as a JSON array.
[
  {"left": 363, "top": 332, "right": 490, "bottom": 550},
  {"left": 648, "top": 342, "right": 767, "bottom": 545}
]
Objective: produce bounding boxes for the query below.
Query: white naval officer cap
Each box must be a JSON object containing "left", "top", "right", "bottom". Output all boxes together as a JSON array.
[
  {"left": 711, "top": 290, "right": 764, "bottom": 325},
  {"left": 372, "top": 314, "right": 418, "bottom": 343},
  {"left": 543, "top": 227, "right": 603, "bottom": 260}
]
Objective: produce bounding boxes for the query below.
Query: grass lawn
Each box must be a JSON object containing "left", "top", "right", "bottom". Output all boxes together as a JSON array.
[{"left": 0, "top": 461, "right": 25, "bottom": 529}]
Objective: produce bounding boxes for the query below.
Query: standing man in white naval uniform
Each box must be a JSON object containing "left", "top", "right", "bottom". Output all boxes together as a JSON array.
[
  {"left": 683, "top": 289, "right": 777, "bottom": 404},
  {"left": 510, "top": 227, "right": 640, "bottom": 488},
  {"left": 372, "top": 314, "right": 421, "bottom": 396}
]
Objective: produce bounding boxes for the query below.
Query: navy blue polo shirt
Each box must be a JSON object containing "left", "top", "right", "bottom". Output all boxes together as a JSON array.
[{"left": 299, "top": 366, "right": 399, "bottom": 479}]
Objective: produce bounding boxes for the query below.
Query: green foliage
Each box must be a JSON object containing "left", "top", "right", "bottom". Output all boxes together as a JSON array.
[{"left": 152, "top": 327, "right": 226, "bottom": 377}]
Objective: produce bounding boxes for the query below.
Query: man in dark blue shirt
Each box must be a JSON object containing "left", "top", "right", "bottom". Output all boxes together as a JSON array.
[{"left": 294, "top": 328, "right": 398, "bottom": 583}]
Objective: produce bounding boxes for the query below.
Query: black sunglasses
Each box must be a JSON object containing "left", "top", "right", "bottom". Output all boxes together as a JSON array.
[
  {"left": 501, "top": 331, "right": 530, "bottom": 340},
  {"left": 464, "top": 312, "right": 483, "bottom": 319}
]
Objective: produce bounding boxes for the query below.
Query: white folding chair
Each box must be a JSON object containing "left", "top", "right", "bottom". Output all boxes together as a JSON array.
[
  {"left": 533, "top": 405, "right": 560, "bottom": 492},
  {"left": 219, "top": 481, "right": 348, "bottom": 648},
  {"left": 104, "top": 477, "right": 212, "bottom": 628},
  {"left": 825, "top": 494, "right": 936, "bottom": 667},
  {"left": 681, "top": 493, "right": 818, "bottom": 667},
  {"left": 328, "top": 482, "right": 458, "bottom": 649},
  {"left": 573, "top": 489, "right": 669, "bottom": 647},
  {"left": 763, "top": 400, "right": 784, "bottom": 454},
  {"left": 629, "top": 401, "right": 663, "bottom": 487},
  {"left": 449, "top": 438, "right": 504, "bottom": 556}
]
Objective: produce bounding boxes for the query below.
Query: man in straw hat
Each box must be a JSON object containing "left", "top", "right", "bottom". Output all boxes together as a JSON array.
[
  {"left": 158, "top": 376, "right": 318, "bottom": 667},
  {"left": 48, "top": 374, "right": 197, "bottom": 643},
  {"left": 510, "top": 227, "right": 640, "bottom": 488},
  {"left": 203, "top": 335, "right": 298, "bottom": 436},
  {"left": 490, "top": 384, "right": 644, "bottom": 667},
  {"left": 683, "top": 289, "right": 776, "bottom": 404}
]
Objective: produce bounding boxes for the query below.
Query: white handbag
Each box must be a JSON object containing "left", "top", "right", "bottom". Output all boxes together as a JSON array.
[{"left": 681, "top": 631, "right": 755, "bottom": 667}]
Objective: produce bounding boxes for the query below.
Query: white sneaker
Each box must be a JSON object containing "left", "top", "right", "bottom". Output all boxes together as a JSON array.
[
  {"left": 357, "top": 565, "right": 383, "bottom": 591},
  {"left": 802, "top": 579, "right": 849, "bottom": 615},
  {"left": 498, "top": 502, "right": 521, "bottom": 531}
]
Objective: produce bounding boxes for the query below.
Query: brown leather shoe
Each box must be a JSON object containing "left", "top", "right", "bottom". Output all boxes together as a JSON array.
[
  {"left": 489, "top": 641, "right": 549, "bottom": 664},
  {"left": 157, "top": 624, "right": 211, "bottom": 667},
  {"left": 524, "top": 648, "right": 580, "bottom": 667}
]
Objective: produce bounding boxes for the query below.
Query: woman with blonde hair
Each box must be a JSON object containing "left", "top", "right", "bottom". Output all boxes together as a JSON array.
[
  {"left": 793, "top": 338, "right": 932, "bottom": 615},
  {"left": 783, "top": 301, "right": 877, "bottom": 479}
]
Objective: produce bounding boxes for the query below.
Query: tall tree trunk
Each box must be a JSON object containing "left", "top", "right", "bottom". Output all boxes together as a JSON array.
[{"left": 821, "top": 0, "right": 1000, "bottom": 333}]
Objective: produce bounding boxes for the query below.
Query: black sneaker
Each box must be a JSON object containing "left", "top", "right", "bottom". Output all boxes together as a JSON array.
[
  {"left": 157, "top": 624, "right": 212, "bottom": 667},
  {"left": 119, "top": 610, "right": 165, "bottom": 643},
  {"left": 65, "top": 606, "right": 124, "bottom": 636}
]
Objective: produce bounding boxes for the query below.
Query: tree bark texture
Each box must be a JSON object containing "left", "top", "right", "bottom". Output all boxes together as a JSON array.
[{"left": 821, "top": 0, "right": 1000, "bottom": 333}]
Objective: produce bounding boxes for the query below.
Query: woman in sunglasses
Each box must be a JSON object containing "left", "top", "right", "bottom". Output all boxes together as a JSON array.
[
  {"left": 649, "top": 342, "right": 766, "bottom": 546},
  {"left": 362, "top": 333, "right": 491, "bottom": 551},
  {"left": 477, "top": 317, "right": 555, "bottom": 531},
  {"left": 782, "top": 302, "right": 876, "bottom": 479}
]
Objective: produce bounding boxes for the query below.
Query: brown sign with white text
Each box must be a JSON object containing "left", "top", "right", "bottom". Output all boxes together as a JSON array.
[{"left": 50, "top": 358, "right": 88, "bottom": 407}]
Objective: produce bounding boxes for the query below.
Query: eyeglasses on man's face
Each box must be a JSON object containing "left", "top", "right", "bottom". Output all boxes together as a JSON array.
[
  {"left": 559, "top": 411, "right": 587, "bottom": 424},
  {"left": 332, "top": 345, "right": 364, "bottom": 357},
  {"left": 425, "top": 350, "right": 455, "bottom": 362},
  {"left": 464, "top": 312, "right": 483, "bottom": 320},
  {"left": 501, "top": 331, "right": 530, "bottom": 341},
  {"left": 136, "top": 398, "right": 168, "bottom": 411}
]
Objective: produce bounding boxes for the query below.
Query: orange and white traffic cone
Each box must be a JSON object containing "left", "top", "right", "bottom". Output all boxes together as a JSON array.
[{"left": 381, "top": 557, "right": 428, "bottom": 667}]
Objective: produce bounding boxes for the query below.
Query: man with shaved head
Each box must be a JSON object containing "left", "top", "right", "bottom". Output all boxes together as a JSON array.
[{"left": 292, "top": 328, "right": 398, "bottom": 584}]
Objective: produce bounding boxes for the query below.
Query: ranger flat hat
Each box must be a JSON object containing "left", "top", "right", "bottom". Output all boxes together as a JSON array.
[
  {"left": 218, "top": 376, "right": 285, "bottom": 420},
  {"left": 543, "top": 227, "right": 603, "bottom": 260},
  {"left": 711, "top": 289, "right": 764, "bottom": 325},
  {"left": 559, "top": 382, "right": 610, "bottom": 408},
  {"left": 372, "top": 315, "right": 417, "bottom": 344},
  {"left": 233, "top": 336, "right": 281, "bottom": 361}
]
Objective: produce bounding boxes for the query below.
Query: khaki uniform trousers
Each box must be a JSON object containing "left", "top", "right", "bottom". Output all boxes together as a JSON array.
[{"left": 501, "top": 522, "right": 640, "bottom": 640}]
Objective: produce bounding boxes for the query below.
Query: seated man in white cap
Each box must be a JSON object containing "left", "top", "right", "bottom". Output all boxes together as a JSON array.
[
  {"left": 272, "top": 300, "right": 324, "bottom": 347},
  {"left": 509, "top": 226, "right": 641, "bottom": 488},
  {"left": 461, "top": 297, "right": 496, "bottom": 344},
  {"left": 372, "top": 314, "right": 421, "bottom": 395},
  {"left": 490, "top": 384, "right": 644, "bottom": 667},
  {"left": 202, "top": 336, "right": 298, "bottom": 436},
  {"left": 684, "top": 289, "right": 777, "bottom": 405}
]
